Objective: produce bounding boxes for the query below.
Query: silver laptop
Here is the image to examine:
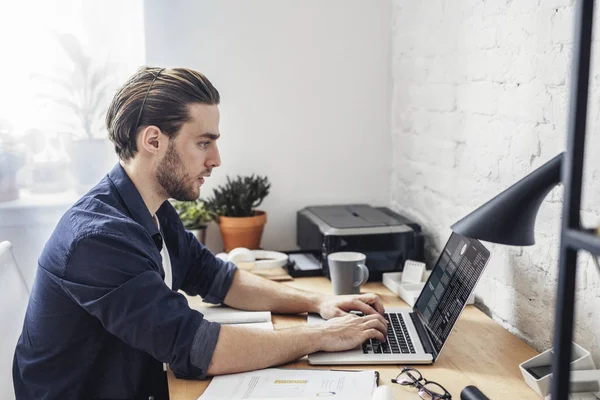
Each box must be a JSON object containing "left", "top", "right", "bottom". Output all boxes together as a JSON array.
[{"left": 308, "top": 232, "right": 490, "bottom": 365}]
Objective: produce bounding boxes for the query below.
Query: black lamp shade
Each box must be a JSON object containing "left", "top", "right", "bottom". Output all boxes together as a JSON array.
[{"left": 451, "top": 153, "right": 564, "bottom": 246}]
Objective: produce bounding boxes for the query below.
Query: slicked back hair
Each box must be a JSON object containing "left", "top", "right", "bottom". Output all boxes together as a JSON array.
[{"left": 106, "top": 66, "right": 220, "bottom": 160}]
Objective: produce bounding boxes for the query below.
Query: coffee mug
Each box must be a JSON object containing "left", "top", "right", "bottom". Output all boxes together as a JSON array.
[{"left": 327, "top": 252, "right": 369, "bottom": 295}]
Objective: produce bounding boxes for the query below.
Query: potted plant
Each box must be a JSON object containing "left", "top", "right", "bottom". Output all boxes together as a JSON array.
[
  {"left": 170, "top": 199, "right": 214, "bottom": 244},
  {"left": 0, "top": 120, "right": 25, "bottom": 202},
  {"left": 205, "top": 174, "right": 271, "bottom": 252},
  {"left": 21, "top": 128, "right": 71, "bottom": 194},
  {"left": 36, "top": 33, "right": 117, "bottom": 192}
]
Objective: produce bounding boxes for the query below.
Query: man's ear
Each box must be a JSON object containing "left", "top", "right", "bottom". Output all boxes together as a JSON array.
[{"left": 138, "top": 126, "right": 165, "bottom": 155}]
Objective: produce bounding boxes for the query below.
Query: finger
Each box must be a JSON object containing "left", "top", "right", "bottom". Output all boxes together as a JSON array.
[
  {"left": 335, "top": 309, "right": 349, "bottom": 317},
  {"left": 364, "top": 328, "right": 386, "bottom": 343},
  {"left": 350, "top": 299, "right": 379, "bottom": 316},
  {"left": 360, "top": 293, "right": 385, "bottom": 315},
  {"left": 362, "top": 318, "right": 388, "bottom": 339},
  {"left": 342, "top": 313, "right": 360, "bottom": 321},
  {"left": 360, "top": 313, "right": 388, "bottom": 330}
]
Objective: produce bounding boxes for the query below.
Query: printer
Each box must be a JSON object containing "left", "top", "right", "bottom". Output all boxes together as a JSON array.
[{"left": 297, "top": 204, "right": 424, "bottom": 281}]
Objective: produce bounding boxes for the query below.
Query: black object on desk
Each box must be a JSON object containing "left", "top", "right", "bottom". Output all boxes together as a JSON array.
[
  {"left": 461, "top": 385, "right": 490, "bottom": 400},
  {"left": 297, "top": 204, "right": 424, "bottom": 281},
  {"left": 284, "top": 251, "right": 324, "bottom": 278}
]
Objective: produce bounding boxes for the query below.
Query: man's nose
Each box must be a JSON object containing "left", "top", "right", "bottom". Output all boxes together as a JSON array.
[{"left": 208, "top": 146, "right": 221, "bottom": 168}]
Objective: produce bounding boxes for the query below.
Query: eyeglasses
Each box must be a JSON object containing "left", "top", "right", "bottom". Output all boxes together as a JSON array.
[{"left": 391, "top": 367, "right": 452, "bottom": 400}]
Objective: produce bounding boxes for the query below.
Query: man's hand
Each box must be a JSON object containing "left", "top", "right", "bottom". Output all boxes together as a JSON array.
[
  {"left": 314, "top": 313, "right": 388, "bottom": 352},
  {"left": 317, "top": 293, "right": 385, "bottom": 320}
]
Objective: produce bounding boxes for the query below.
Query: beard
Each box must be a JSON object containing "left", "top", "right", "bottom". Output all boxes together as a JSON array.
[{"left": 156, "top": 140, "right": 199, "bottom": 201}]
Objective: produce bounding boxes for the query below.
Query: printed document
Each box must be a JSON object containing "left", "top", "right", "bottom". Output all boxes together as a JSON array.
[{"left": 198, "top": 368, "right": 377, "bottom": 400}]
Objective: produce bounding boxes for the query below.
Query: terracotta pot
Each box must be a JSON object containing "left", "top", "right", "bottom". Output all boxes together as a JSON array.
[{"left": 218, "top": 211, "right": 267, "bottom": 252}]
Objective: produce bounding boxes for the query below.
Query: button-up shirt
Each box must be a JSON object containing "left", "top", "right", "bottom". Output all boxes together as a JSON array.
[{"left": 13, "top": 164, "right": 237, "bottom": 399}]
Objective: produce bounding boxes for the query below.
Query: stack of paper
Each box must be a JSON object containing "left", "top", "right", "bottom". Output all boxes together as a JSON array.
[
  {"left": 193, "top": 306, "right": 274, "bottom": 330},
  {"left": 198, "top": 368, "right": 378, "bottom": 400}
]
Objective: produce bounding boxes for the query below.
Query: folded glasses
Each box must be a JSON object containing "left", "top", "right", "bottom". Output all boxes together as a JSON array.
[{"left": 391, "top": 367, "right": 452, "bottom": 400}]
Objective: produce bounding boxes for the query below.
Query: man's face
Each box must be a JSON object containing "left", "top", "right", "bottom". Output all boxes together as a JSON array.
[{"left": 156, "top": 103, "right": 221, "bottom": 201}]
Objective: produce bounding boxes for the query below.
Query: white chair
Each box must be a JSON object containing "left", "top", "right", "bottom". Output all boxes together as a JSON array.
[{"left": 0, "top": 241, "right": 30, "bottom": 400}]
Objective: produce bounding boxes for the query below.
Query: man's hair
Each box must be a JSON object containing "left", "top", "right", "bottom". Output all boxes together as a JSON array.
[{"left": 106, "top": 66, "right": 220, "bottom": 160}]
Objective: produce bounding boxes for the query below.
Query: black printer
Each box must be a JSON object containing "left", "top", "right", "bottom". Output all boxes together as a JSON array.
[{"left": 296, "top": 204, "right": 424, "bottom": 281}]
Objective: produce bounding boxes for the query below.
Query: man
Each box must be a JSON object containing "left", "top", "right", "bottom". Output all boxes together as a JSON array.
[{"left": 13, "top": 67, "right": 388, "bottom": 399}]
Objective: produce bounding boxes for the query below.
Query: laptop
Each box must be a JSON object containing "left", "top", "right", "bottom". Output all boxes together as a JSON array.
[{"left": 308, "top": 232, "right": 491, "bottom": 365}]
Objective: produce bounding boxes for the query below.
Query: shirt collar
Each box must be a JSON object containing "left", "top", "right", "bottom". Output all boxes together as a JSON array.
[{"left": 107, "top": 163, "right": 163, "bottom": 250}]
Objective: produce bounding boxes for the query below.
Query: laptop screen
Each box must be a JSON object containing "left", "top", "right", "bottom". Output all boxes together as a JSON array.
[{"left": 414, "top": 232, "right": 490, "bottom": 356}]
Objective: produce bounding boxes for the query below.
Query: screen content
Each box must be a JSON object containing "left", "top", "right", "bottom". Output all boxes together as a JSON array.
[{"left": 415, "top": 232, "right": 490, "bottom": 354}]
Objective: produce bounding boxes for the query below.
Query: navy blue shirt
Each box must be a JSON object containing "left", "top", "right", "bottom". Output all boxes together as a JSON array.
[{"left": 13, "top": 164, "right": 237, "bottom": 399}]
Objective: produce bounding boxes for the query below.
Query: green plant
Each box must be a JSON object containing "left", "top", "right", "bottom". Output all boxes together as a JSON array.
[
  {"left": 170, "top": 199, "right": 215, "bottom": 229},
  {"left": 35, "top": 33, "right": 115, "bottom": 139},
  {"left": 205, "top": 175, "right": 271, "bottom": 217}
]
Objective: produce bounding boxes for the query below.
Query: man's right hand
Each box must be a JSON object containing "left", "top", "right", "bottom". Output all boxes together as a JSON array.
[{"left": 315, "top": 313, "right": 388, "bottom": 352}]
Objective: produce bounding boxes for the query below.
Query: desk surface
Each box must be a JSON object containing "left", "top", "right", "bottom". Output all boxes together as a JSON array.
[{"left": 168, "top": 277, "right": 540, "bottom": 399}]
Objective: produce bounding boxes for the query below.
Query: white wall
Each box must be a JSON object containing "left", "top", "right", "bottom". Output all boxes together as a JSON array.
[
  {"left": 391, "top": 0, "right": 600, "bottom": 364},
  {"left": 144, "top": 0, "right": 393, "bottom": 252}
]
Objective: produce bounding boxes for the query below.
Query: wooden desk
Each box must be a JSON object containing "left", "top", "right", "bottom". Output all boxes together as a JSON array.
[{"left": 169, "top": 277, "right": 540, "bottom": 399}]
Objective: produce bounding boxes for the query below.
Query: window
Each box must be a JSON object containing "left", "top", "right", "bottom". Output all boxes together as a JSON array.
[{"left": 0, "top": 0, "right": 144, "bottom": 201}]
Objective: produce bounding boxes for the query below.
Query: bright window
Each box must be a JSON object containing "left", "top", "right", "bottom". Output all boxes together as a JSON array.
[{"left": 0, "top": 0, "right": 145, "bottom": 200}]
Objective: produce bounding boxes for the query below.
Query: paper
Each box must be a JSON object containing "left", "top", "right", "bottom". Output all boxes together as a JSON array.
[
  {"left": 288, "top": 253, "right": 321, "bottom": 271},
  {"left": 194, "top": 306, "right": 272, "bottom": 325},
  {"left": 198, "top": 368, "right": 377, "bottom": 400}
]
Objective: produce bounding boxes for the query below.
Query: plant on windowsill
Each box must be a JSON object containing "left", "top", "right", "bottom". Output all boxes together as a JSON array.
[
  {"left": 170, "top": 198, "right": 215, "bottom": 244},
  {"left": 0, "top": 120, "right": 25, "bottom": 202},
  {"left": 34, "top": 32, "right": 117, "bottom": 192},
  {"left": 205, "top": 174, "right": 271, "bottom": 252}
]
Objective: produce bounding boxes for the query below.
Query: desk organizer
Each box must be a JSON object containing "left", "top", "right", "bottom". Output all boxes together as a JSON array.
[
  {"left": 519, "top": 342, "right": 596, "bottom": 397},
  {"left": 382, "top": 271, "right": 476, "bottom": 307}
]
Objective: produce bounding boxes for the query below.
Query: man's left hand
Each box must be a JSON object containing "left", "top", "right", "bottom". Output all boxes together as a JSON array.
[{"left": 318, "top": 293, "right": 385, "bottom": 320}]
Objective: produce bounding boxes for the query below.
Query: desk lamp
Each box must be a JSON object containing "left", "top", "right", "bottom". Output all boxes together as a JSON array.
[{"left": 452, "top": 3, "right": 600, "bottom": 399}]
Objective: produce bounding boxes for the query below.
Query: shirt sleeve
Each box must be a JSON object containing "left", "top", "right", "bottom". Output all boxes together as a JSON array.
[
  {"left": 61, "top": 231, "right": 220, "bottom": 379},
  {"left": 180, "top": 230, "right": 237, "bottom": 304}
]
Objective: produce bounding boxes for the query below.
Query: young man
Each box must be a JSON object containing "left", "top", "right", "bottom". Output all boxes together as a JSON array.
[{"left": 13, "top": 67, "right": 388, "bottom": 399}]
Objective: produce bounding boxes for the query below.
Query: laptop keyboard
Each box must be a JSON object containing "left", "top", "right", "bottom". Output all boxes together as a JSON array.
[{"left": 362, "top": 313, "right": 416, "bottom": 354}]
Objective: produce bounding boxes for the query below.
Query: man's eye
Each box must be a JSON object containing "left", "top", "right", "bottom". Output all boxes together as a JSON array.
[{"left": 198, "top": 141, "right": 210, "bottom": 149}]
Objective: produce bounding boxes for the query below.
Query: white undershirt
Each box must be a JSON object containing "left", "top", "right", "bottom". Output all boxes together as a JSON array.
[
  {"left": 155, "top": 216, "right": 172, "bottom": 372},
  {"left": 155, "top": 217, "right": 173, "bottom": 290}
]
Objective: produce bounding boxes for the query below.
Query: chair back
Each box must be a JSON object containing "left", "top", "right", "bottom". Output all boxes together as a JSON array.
[{"left": 0, "top": 241, "right": 30, "bottom": 400}]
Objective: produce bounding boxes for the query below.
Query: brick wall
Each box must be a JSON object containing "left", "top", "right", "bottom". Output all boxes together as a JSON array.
[{"left": 391, "top": 0, "right": 600, "bottom": 364}]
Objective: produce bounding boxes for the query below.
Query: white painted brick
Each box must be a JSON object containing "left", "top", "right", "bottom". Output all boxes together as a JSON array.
[
  {"left": 505, "top": 0, "right": 543, "bottom": 16},
  {"left": 456, "top": 16, "right": 497, "bottom": 53},
  {"left": 519, "top": 10, "right": 555, "bottom": 53},
  {"left": 407, "top": 83, "right": 455, "bottom": 111},
  {"left": 456, "top": 82, "right": 498, "bottom": 114},
  {"left": 479, "top": 49, "right": 513, "bottom": 82},
  {"left": 546, "top": 86, "right": 569, "bottom": 131},
  {"left": 462, "top": 53, "right": 491, "bottom": 82},
  {"left": 551, "top": 8, "right": 574, "bottom": 44},
  {"left": 542, "top": 0, "right": 574, "bottom": 8},
  {"left": 391, "top": 108, "right": 430, "bottom": 136},
  {"left": 391, "top": 0, "right": 600, "bottom": 367},
  {"left": 428, "top": 55, "right": 465, "bottom": 84},
  {"left": 496, "top": 82, "right": 550, "bottom": 122},
  {"left": 534, "top": 47, "right": 571, "bottom": 86},
  {"left": 505, "top": 52, "right": 537, "bottom": 84},
  {"left": 392, "top": 56, "right": 429, "bottom": 85},
  {"left": 427, "top": 111, "right": 466, "bottom": 142}
]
